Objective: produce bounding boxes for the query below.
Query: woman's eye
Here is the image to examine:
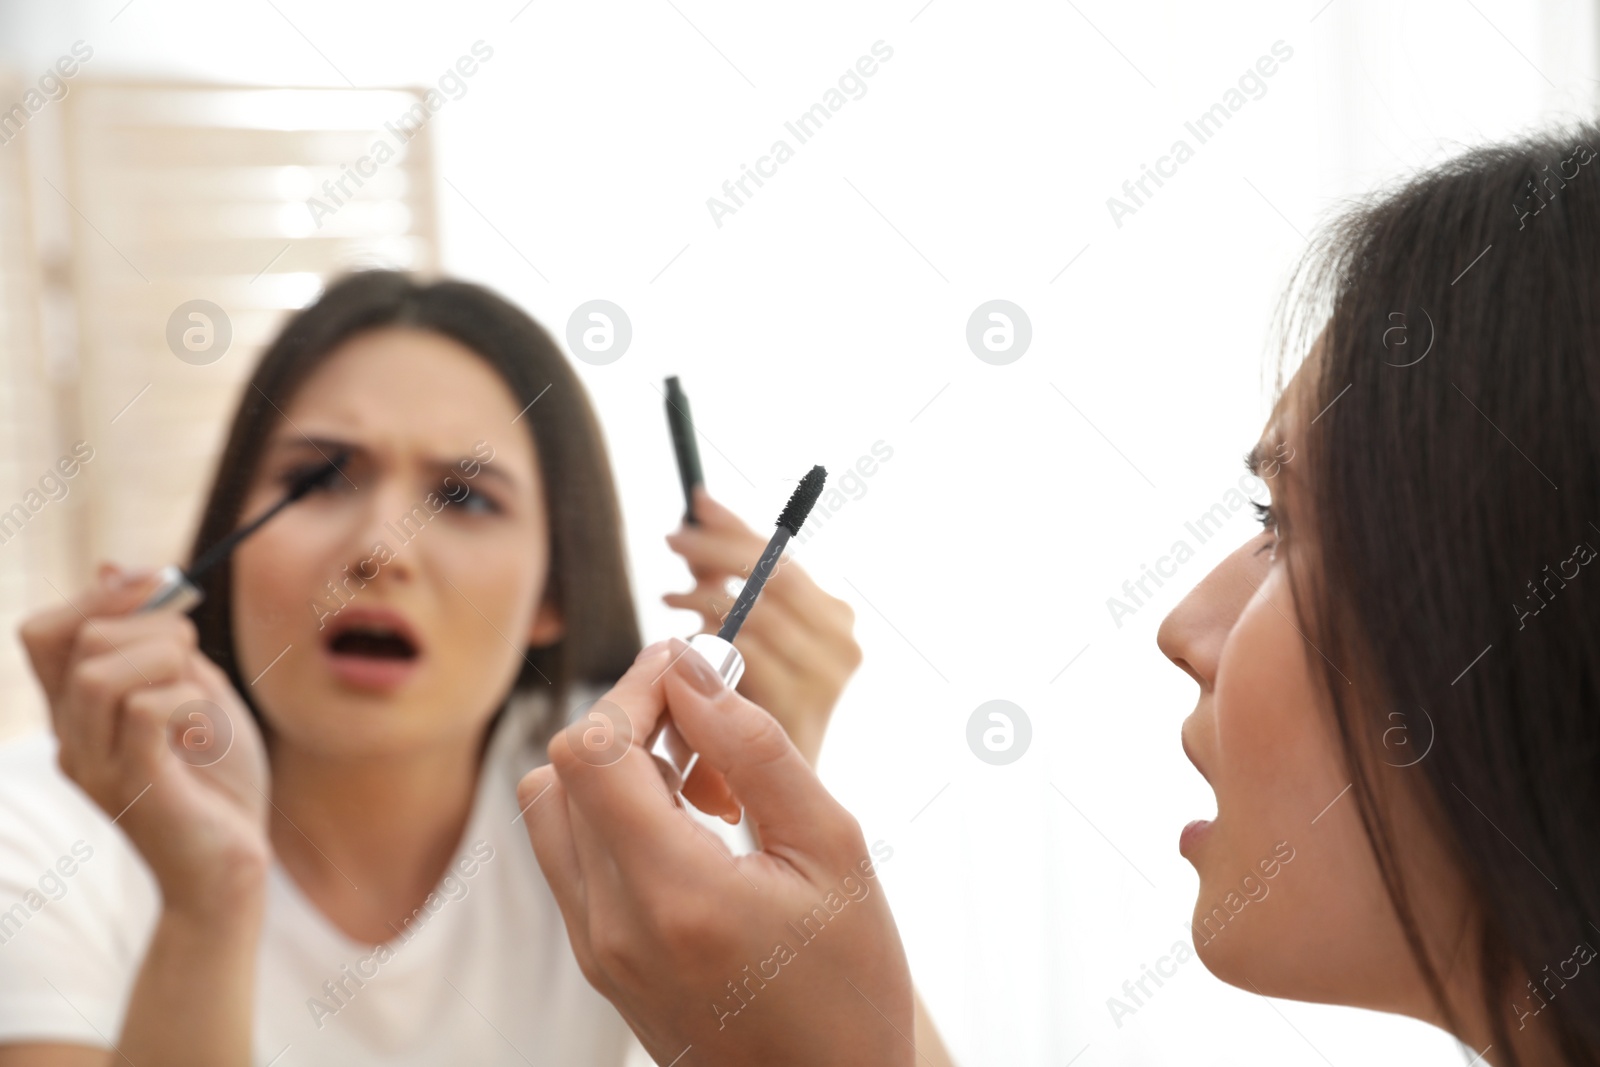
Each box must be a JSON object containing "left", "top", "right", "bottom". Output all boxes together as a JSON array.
[
  {"left": 282, "top": 462, "right": 348, "bottom": 494},
  {"left": 277, "top": 465, "right": 498, "bottom": 514},
  {"left": 1251, "top": 500, "right": 1279, "bottom": 557},
  {"left": 445, "top": 486, "right": 499, "bottom": 514}
]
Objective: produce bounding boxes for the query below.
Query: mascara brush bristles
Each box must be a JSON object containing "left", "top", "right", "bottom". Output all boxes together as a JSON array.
[
  {"left": 776, "top": 465, "right": 826, "bottom": 536},
  {"left": 187, "top": 449, "right": 350, "bottom": 581},
  {"left": 717, "top": 465, "right": 827, "bottom": 643}
]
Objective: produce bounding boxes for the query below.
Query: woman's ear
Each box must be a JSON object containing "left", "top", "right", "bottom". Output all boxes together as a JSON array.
[{"left": 527, "top": 596, "right": 564, "bottom": 647}]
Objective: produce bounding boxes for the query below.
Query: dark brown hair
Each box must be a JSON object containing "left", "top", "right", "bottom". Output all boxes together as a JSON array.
[
  {"left": 185, "top": 270, "right": 642, "bottom": 747},
  {"left": 1273, "top": 123, "right": 1600, "bottom": 1064}
]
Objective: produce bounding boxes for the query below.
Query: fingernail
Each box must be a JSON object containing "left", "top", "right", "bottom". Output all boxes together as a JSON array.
[
  {"left": 721, "top": 806, "right": 743, "bottom": 825},
  {"left": 675, "top": 644, "right": 724, "bottom": 698}
]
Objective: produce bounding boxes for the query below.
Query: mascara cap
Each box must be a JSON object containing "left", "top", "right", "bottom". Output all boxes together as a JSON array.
[{"left": 647, "top": 632, "right": 744, "bottom": 793}]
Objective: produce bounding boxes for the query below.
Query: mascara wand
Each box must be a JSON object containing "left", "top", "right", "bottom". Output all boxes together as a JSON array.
[
  {"left": 648, "top": 465, "right": 827, "bottom": 794},
  {"left": 135, "top": 450, "right": 351, "bottom": 615},
  {"left": 716, "top": 464, "right": 825, "bottom": 643}
]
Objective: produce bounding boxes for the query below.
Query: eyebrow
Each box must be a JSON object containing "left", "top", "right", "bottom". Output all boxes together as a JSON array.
[
  {"left": 269, "top": 435, "right": 517, "bottom": 488},
  {"left": 1243, "top": 437, "right": 1293, "bottom": 493},
  {"left": 1244, "top": 435, "right": 1297, "bottom": 527},
  {"left": 1243, "top": 441, "right": 1273, "bottom": 478}
]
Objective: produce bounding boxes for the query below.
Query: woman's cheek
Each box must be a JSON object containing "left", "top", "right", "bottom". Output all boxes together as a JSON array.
[
  {"left": 1199, "top": 577, "right": 1404, "bottom": 992},
  {"left": 1214, "top": 572, "right": 1332, "bottom": 799},
  {"left": 231, "top": 511, "right": 332, "bottom": 687},
  {"left": 432, "top": 522, "right": 546, "bottom": 653}
]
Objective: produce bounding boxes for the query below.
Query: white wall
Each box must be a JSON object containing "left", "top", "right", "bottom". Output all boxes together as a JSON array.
[{"left": 2, "top": 0, "right": 1595, "bottom": 1063}]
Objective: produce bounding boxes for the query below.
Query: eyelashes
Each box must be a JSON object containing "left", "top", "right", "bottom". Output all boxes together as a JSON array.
[
  {"left": 1251, "top": 500, "right": 1279, "bottom": 558},
  {"left": 278, "top": 464, "right": 499, "bottom": 514},
  {"left": 281, "top": 462, "right": 347, "bottom": 494}
]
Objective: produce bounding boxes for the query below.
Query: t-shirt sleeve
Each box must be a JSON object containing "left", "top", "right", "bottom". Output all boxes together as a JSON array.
[{"left": 0, "top": 732, "right": 157, "bottom": 1048}]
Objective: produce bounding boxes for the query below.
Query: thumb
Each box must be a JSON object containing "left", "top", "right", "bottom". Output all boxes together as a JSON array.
[
  {"left": 19, "top": 569, "right": 167, "bottom": 700},
  {"left": 661, "top": 637, "right": 848, "bottom": 859}
]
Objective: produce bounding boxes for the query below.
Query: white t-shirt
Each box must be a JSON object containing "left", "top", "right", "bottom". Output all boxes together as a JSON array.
[{"left": 0, "top": 683, "right": 649, "bottom": 1066}]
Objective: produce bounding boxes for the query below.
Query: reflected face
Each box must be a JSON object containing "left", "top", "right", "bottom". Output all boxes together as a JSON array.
[
  {"left": 1157, "top": 357, "right": 1464, "bottom": 1017},
  {"left": 229, "top": 327, "right": 560, "bottom": 758}
]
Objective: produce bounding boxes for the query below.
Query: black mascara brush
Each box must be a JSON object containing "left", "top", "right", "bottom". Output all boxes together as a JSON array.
[
  {"left": 715, "top": 464, "right": 826, "bottom": 642},
  {"left": 647, "top": 465, "right": 827, "bottom": 794},
  {"left": 135, "top": 449, "right": 351, "bottom": 614}
]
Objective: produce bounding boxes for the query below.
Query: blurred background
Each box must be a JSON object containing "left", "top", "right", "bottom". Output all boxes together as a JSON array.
[{"left": 1, "top": 0, "right": 1596, "bottom": 1063}]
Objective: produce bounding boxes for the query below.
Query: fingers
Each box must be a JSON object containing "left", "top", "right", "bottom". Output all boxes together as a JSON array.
[
  {"left": 664, "top": 533, "right": 848, "bottom": 635},
  {"left": 681, "top": 757, "right": 741, "bottom": 823},
  {"left": 71, "top": 613, "right": 199, "bottom": 697},
  {"left": 65, "top": 611, "right": 199, "bottom": 751},
  {"left": 665, "top": 524, "right": 773, "bottom": 582},
  {"left": 661, "top": 568, "right": 838, "bottom": 635},
  {"left": 565, "top": 797, "right": 634, "bottom": 922},
  {"left": 519, "top": 763, "right": 652, "bottom": 1001},
  {"left": 187, "top": 646, "right": 238, "bottom": 698},
  {"left": 740, "top": 554, "right": 852, "bottom": 626},
  {"left": 729, "top": 595, "right": 840, "bottom": 678},
  {"left": 19, "top": 569, "right": 171, "bottom": 702},
  {"left": 686, "top": 486, "right": 753, "bottom": 535},
  {"left": 517, "top": 766, "right": 586, "bottom": 917},
  {"left": 660, "top": 642, "right": 851, "bottom": 862},
  {"left": 660, "top": 588, "right": 728, "bottom": 630},
  {"left": 121, "top": 678, "right": 205, "bottom": 777},
  {"left": 664, "top": 578, "right": 858, "bottom": 690},
  {"left": 544, "top": 644, "right": 693, "bottom": 874},
  {"left": 59, "top": 636, "right": 189, "bottom": 766},
  {"left": 665, "top": 490, "right": 854, "bottom": 638}
]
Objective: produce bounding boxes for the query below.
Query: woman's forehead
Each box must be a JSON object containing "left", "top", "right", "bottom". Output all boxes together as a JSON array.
[
  {"left": 1264, "top": 330, "right": 1325, "bottom": 447},
  {"left": 277, "top": 329, "right": 533, "bottom": 465}
]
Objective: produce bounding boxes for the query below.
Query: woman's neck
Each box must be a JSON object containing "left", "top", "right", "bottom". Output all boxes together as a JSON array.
[{"left": 264, "top": 728, "right": 486, "bottom": 946}]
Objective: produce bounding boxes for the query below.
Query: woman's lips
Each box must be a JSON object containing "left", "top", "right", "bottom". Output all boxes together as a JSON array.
[
  {"left": 318, "top": 603, "right": 426, "bottom": 692},
  {"left": 320, "top": 643, "right": 422, "bottom": 692},
  {"left": 1179, "top": 818, "right": 1214, "bottom": 856}
]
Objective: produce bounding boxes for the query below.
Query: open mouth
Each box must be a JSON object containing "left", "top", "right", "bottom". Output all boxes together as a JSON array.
[
  {"left": 327, "top": 627, "right": 418, "bottom": 660},
  {"left": 321, "top": 608, "right": 425, "bottom": 690}
]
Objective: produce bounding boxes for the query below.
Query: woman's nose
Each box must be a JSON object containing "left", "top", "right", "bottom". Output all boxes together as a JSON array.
[
  {"left": 1157, "top": 611, "right": 1205, "bottom": 689},
  {"left": 341, "top": 471, "right": 418, "bottom": 583},
  {"left": 1156, "top": 536, "right": 1268, "bottom": 690}
]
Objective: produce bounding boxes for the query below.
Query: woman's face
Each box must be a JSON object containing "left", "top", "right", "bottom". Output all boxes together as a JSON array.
[
  {"left": 1157, "top": 361, "right": 1474, "bottom": 1022},
  {"left": 230, "top": 326, "right": 560, "bottom": 758}
]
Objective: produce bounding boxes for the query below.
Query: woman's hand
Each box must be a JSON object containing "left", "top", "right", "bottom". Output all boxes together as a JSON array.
[
  {"left": 18, "top": 563, "right": 272, "bottom": 920},
  {"left": 663, "top": 486, "right": 862, "bottom": 766},
  {"left": 518, "top": 638, "right": 914, "bottom": 1067}
]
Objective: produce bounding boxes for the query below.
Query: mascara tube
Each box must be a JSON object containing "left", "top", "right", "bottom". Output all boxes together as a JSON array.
[
  {"left": 135, "top": 565, "right": 204, "bottom": 615},
  {"left": 664, "top": 376, "right": 704, "bottom": 526}
]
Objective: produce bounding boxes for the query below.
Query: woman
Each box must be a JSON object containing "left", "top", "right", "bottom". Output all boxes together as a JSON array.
[
  {"left": 0, "top": 272, "right": 879, "bottom": 1064},
  {"left": 517, "top": 124, "right": 1600, "bottom": 1065}
]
